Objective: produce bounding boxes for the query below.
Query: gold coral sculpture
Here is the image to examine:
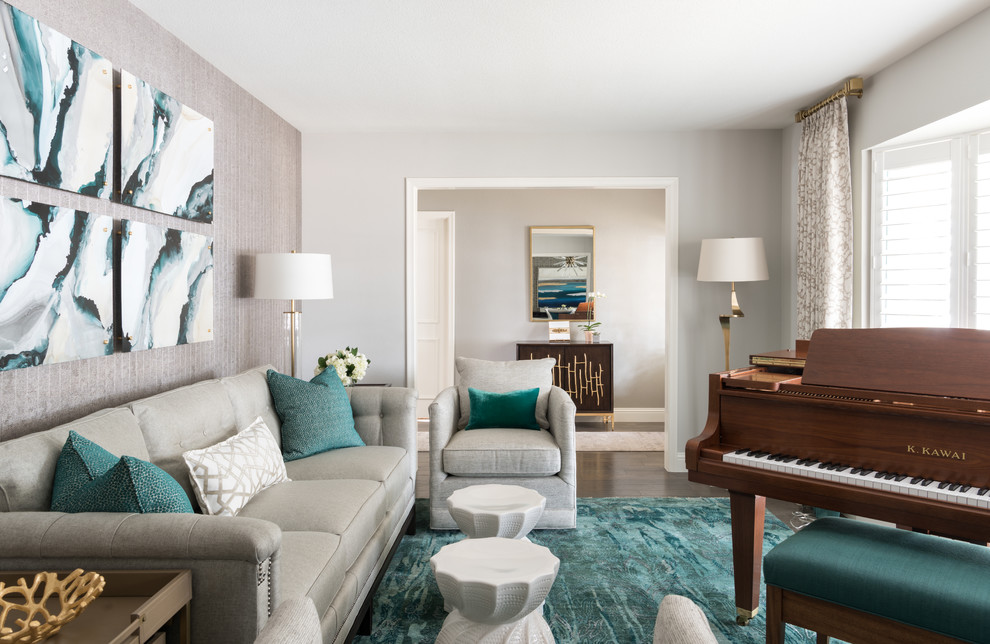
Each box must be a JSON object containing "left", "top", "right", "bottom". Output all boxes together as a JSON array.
[{"left": 0, "top": 569, "right": 105, "bottom": 644}]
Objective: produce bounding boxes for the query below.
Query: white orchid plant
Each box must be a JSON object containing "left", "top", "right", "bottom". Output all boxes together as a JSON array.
[
  {"left": 578, "top": 291, "right": 606, "bottom": 333},
  {"left": 315, "top": 346, "right": 370, "bottom": 386}
]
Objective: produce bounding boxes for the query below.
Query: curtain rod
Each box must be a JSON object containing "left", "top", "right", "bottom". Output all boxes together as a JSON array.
[{"left": 794, "top": 77, "right": 864, "bottom": 123}]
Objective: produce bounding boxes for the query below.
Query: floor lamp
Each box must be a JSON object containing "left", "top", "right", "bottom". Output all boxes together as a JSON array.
[
  {"left": 254, "top": 252, "right": 333, "bottom": 378},
  {"left": 697, "top": 237, "right": 769, "bottom": 371}
]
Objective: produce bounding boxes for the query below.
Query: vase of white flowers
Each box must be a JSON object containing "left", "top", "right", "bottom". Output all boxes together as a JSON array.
[{"left": 315, "top": 347, "right": 370, "bottom": 386}]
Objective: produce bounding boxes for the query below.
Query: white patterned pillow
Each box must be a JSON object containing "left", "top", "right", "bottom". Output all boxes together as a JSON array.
[{"left": 182, "top": 417, "right": 290, "bottom": 516}]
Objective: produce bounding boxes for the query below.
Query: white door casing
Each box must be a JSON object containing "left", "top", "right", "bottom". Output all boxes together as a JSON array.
[{"left": 405, "top": 177, "right": 680, "bottom": 472}]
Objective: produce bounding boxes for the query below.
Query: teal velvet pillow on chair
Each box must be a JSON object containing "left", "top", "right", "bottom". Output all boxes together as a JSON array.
[
  {"left": 266, "top": 369, "right": 366, "bottom": 461},
  {"left": 465, "top": 387, "right": 541, "bottom": 430},
  {"left": 51, "top": 430, "right": 120, "bottom": 511},
  {"left": 67, "top": 456, "right": 193, "bottom": 514}
]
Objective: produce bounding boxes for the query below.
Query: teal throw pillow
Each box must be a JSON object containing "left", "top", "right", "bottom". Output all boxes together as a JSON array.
[
  {"left": 51, "top": 430, "right": 120, "bottom": 512},
  {"left": 465, "top": 387, "right": 541, "bottom": 430},
  {"left": 266, "top": 369, "right": 365, "bottom": 461},
  {"left": 64, "top": 456, "right": 193, "bottom": 514}
]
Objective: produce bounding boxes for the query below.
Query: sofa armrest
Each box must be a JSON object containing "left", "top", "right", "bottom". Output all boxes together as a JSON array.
[
  {"left": 0, "top": 511, "right": 280, "bottom": 561},
  {"left": 548, "top": 386, "right": 577, "bottom": 486},
  {"left": 0, "top": 512, "right": 282, "bottom": 644},
  {"left": 428, "top": 386, "right": 459, "bottom": 487}
]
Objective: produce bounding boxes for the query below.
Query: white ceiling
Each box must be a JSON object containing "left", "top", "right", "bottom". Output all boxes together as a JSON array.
[{"left": 126, "top": 0, "right": 990, "bottom": 134}]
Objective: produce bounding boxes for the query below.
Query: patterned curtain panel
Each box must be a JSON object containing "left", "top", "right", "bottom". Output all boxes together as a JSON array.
[{"left": 797, "top": 96, "right": 853, "bottom": 339}]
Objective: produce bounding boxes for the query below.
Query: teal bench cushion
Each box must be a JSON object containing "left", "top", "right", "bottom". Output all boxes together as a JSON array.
[{"left": 764, "top": 516, "right": 990, "bottom": 643}]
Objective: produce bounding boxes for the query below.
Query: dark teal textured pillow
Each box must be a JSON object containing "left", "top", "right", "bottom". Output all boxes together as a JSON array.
[
  {"left": 266, "top": 369, "right": 365, "bottom": 461},
  {"left": 465, "top": 387, "right": 541, "bottom": 430},
  {"left": 65, "top": 456, "right": 193, "bottom": 514},
  {"left": 51, "top": 430, "right": 120, "bottom": 511}
]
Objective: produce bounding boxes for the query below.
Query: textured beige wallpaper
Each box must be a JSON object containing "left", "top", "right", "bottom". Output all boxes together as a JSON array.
[{"left": 0, "top": 0, "right": 300, "bottom": 440}]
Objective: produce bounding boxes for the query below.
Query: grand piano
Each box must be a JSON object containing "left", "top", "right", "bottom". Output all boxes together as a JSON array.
[{"left": 686, "top": 327, "right": 990, "bottom": 624}]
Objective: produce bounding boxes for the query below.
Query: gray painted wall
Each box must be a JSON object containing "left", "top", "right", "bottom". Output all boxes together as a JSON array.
[
  {"left": 0, "top": 0, "right": 301, "bottom": 440},
  {"left": 301, "top": 131, "right": 784, "bottom": 463},
  {"left": 417, "top": 188, "right": 665, "bottom": 409}
]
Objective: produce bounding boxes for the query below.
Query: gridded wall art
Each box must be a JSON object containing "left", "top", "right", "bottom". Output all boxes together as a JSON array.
[
  {"left": 0, "top": 196, "right": 113, "bottom": 371},
  {"left": 119, "top": 219, "right": 214, "bottom": 351},
  {"left": 120, "top": 70, "right": 214, "bottom": 222},
  {"left": 0, "top": 1, "right": 113, "bottom": 198}
]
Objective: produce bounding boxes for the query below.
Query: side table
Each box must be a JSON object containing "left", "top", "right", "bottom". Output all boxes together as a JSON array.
[
  {"left": 430, "top": 538, "right": 558, "bottom": 644},
  {"left": 0, "top": 569, "right": 191, "bottom": 644}
]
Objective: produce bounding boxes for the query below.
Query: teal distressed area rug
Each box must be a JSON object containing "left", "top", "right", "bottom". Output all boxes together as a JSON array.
[{"left": 356, "top": 498, "right": 821, "bottom": 643}]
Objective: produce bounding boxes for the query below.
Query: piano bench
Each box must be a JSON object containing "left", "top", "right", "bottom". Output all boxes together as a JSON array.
[{"left": 763, "top": 517, "right": 990, "bottom": 644}]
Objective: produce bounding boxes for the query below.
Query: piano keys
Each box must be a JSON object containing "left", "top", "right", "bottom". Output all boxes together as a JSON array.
[{"left": 686, "top": 327, "right": 990, "bottom": 624}]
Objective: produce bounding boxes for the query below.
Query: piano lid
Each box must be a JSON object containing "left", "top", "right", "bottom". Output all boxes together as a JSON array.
[{"left": 801, "top": 327, "right": 990, "bottom": 401}]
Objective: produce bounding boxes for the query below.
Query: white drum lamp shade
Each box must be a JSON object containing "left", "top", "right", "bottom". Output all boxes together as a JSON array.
[
  {"left": 254, "top": 253, "right": 333, "bottom": 300},
  {"left": 254, "top": 252, "right": 333, "bottom": 377},
  {"left": 696, "top": 237, "right": 769, "bottom": 283},
  {"left": 696, "top": 237, "right": 768, "bottom": 371}
]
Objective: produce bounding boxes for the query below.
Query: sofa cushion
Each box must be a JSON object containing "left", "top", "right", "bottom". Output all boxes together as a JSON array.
[
  {"left": 63, "top": 455, "right": 193, "bottom": 514},
  {"left": 266, "top": 370, "right": 365, "bottom": 461},
  {"left": 443, "top": 428, "right": 561, "bottom": 477},
  {"left": 278, "top": 531, "right": 348, "bottom": 629},
  {"left": 456, "top": 357, "right": 554, "bottom": 430},
  {"left": 220, "top": 365, "right": 283, "bottom": 447},
  {"left": 238, "top": 480, "right": 385, "bottom": 569},
  {"left": 465, "top": 387, "right": 540, "bottom": 430},
  {"left": 182, "top": 417, "right": 290, "bottom": 516},
  {"left": 50, "top": 431, "right": 121, "bottom": 512},
  {"left": 284, "top": 446, "right": 410, "bottom": 510},
  {"left": 128, "top": 378, "right": 239, "bottom": 505},
  {"left": 0, "top": 408, "right": 149, "bottom": 512}
]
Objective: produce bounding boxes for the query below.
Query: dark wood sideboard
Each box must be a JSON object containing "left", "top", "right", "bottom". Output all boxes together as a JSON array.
[{"left": 516, "top": 341, "right": 614, "bottom": 429}]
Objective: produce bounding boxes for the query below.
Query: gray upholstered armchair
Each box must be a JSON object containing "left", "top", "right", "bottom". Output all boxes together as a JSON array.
[{"left": 428, "top": 357, "right": 577, "bottom": 530}]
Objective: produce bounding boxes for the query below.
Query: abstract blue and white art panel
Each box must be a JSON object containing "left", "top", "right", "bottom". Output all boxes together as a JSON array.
[
  {"left": 0, "top": 2, "right": 113, "bottom": 198},
  {"left": 120, "top": 70, "right": 214, "bottom": 222},
  {"left": 0, "top": 197, "right": 113, "bottom": 370},
  {"left": 120, "top": 219, "right": 213, "bottom": 352}
]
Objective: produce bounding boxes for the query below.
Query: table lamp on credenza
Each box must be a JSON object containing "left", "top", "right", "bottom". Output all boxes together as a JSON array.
[
  {"left": 696, "top": 237, "right": 769, "bottom": 371},
  {"left": 253, "top": 252, "right": 333, "bottom": 378}
]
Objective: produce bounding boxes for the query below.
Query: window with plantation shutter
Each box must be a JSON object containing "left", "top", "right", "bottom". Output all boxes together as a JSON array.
[
  {"left": 870, "top": 130, "right": 990, "bottom": 330},
  {"left": 972, "top": 132, "right": 990, "bottom": 329}
]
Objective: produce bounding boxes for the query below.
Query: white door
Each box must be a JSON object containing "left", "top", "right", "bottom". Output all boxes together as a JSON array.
[{"left": 415, "top": 211, "right": 455, "bottom": 418}]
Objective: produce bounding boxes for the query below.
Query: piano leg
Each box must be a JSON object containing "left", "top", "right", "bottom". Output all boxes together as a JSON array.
[{"left": 729, "top": 491, "right": 766, "bottom": 625}]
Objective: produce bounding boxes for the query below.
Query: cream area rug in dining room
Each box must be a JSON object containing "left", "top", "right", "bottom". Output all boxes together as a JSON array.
[{"left": 415, "top": 430, "right": 665, "bottom": 452}]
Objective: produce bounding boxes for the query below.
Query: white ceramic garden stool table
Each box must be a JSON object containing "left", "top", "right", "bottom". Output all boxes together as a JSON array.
[
  {"left": 447, "top": 484, "right": 546, "bottom": 540},
  {"left": 431, "top": 537, "right": 559, "bottom": 644}
]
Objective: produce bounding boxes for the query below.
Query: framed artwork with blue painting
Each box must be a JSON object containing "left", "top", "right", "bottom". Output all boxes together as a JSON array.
[
  {"left": 120, "top": 71, "right": 214, "bottom": 222},
  {"left": 119, "top": 219, "right": 213, "bottom": 352},
  {"left": 0, "top": 197, "right": 113, "bottom": 370},
  {"left": 530, "top": 226, "right": 595, "bottom": 321},
  {"left": 0, "top": 1, "right": 113, "bottom": 198}
]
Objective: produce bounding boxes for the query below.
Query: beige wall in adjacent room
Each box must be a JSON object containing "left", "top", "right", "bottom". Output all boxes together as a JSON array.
[
  {"left": 0, "top": 1, "right": 301, "bottom": 440},
  {"left": 417, "top": 188, "right": 666, "bottom": 410}
]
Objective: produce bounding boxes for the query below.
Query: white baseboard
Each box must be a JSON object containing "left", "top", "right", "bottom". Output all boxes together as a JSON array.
[{"left": 614, "top": 407, "right": 664, "bottom": 423}]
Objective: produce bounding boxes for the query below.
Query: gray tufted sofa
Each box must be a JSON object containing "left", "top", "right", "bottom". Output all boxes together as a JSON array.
[{"left": 0, "top": 365, "right": 417, "bottom": 644}]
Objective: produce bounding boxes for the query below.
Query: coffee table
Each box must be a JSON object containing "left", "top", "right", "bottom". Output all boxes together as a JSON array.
[
  {"left": 431, "top": 537, "right": 558, "bottom": 643},
  {"left": 446, "top": 484, "right": 546, "bottom": 539}
]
